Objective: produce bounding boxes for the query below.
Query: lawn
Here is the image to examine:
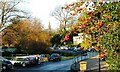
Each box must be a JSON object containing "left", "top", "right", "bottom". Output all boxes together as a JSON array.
[{"left": 61, "top": 56, "right": 75, "bottom": 60}]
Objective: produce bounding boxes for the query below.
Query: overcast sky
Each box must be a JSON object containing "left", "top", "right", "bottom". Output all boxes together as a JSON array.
[{"left": 21, "top": 0, "right": 78, "bottom": 30}]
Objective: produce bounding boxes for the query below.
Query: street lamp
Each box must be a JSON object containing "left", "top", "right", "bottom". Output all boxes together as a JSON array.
[
  {"left": 98, "top": 33, "right": 103, "bottom": 72},
  {"left": 98, "top": 46, "right": 101, "bottom": 72}
]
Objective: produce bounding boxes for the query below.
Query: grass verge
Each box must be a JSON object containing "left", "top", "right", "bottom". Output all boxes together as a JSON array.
[{"left": 61, "top": 56, "right": 75, "bottom": 60}]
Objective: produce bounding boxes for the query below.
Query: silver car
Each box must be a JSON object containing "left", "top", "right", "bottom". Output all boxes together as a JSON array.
[{"left": 10, "top": 56, "right": 37, "bottom": 67}]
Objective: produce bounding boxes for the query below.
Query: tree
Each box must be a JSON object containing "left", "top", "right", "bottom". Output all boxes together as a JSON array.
[
  {"left": 2, "top": 19, "right": 31, "bottom": 47},
  {"left": 50, "top": 34, "right": 61, "bottom": 47},
  {"left": 64, "top": 1, "right": 120, "bottom": 70},
  {"left": 2, "top": 18, "right": 51, "bottom": 54},
  {"left": 0, "top": 0, "right": 29, "bottom": 32},
  {"left": 51, "top": 5, "right": 73, "bottom": 31}
]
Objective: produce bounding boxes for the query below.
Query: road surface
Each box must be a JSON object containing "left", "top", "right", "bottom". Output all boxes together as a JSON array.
[{"left": 11, "top": 52, "right": 97, "bottom": 72}]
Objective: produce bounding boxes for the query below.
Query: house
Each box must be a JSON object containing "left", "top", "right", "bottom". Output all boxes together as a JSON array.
[{"left": 73, "top": 33, "right": 84, "bottom": 45}]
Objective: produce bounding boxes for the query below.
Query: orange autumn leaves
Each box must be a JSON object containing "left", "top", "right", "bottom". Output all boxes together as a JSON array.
[
  {"left": 97, "top": 21, "right": 104, "bottom": 28},
  {"left": 63, "top": 2, "right": 85, "bottom": 16}
]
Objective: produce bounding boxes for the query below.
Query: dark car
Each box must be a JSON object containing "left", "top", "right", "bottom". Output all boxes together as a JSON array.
[
  {"left": 0, "top": 57, "right": 13, "bottom": 70},
  {"left": 28, "top": 56, "right": 38, "bottom": 65},
  {"left": 87, "top": 48, "right": 97, "bottom": 52},
  {"left": 48, "top": 53, "right": 61, "bottom": 61}
]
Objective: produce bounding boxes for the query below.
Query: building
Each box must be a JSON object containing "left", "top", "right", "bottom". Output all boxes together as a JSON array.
[
  {"left": 73, "top": 33, "right": 84, "bottom": 45},
  {"left": 48, "top": 21, "right": 51, "bottom": 35}
]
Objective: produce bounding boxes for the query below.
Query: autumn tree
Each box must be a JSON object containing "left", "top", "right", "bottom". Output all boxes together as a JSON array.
[
  {"left": 2, "top": 19, "right": 30, "bottom": 47},
  {"left": 2, "top": 18, "right": 51, "bottom": 54},
  {"left": 28, "top": 18, "right": 51, "bottom": 53},
  {"left": 64, "top": 0, "right": 120, "bottom": 70}
]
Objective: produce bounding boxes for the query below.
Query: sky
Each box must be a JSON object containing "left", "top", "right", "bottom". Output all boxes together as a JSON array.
[{"left": 21, "top": 0, "right": 78, "bottom": 30}]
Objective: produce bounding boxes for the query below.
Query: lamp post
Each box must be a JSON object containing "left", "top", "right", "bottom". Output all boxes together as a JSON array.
[
  {"left": 98, "top": 33, "right": 103, "bottom": 72},
  {"left": 98, "top": 46, "right": 101, "bottom": 72}
]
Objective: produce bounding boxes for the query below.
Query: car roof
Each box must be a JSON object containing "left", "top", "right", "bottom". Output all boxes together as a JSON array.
[
  {"left": 51, "top": 53, "right": 60, "bottom": 56},
  {"left": 16, "top": 56, "right": 30, "bottom": 58}
]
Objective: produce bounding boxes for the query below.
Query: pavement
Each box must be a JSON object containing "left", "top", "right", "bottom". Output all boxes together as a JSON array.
[
  {"left": 71, "top": 55, "right": 108, "bottom": 72},
  {"left": 86, "top": 56, "right": 107, "bottom": 72}
]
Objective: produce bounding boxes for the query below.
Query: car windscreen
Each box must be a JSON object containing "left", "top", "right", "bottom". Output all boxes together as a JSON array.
[{"left": 51, "top": 54, "right": 59, "bottom": 57}]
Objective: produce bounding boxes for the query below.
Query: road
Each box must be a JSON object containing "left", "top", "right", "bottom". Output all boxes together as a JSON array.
[{"left": 10, "top": 52, "right": 97, "bottom": 72}]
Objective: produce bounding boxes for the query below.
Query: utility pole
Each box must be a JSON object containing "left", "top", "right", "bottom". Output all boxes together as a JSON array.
[{"left": 98, "top": 46, "right": 101, "bottom": 72}]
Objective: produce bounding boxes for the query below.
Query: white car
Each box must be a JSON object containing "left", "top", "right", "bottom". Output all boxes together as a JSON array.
[
  {"left": 60, "top": 46, "right": 68, "bottom": 50},
  {"left": 10, "top": 56, "right": 37, "bottom": 67}
]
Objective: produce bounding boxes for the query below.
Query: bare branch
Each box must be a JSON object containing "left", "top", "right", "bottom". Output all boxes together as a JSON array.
[{"left": 0, "top": 0, "right": 29, "bottom": 32}]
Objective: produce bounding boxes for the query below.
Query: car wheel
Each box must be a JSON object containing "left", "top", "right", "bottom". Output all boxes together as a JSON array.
[
  {"left": 22, "top": 63, "right": 26, "bottom": 67},
  {"left": 2, "top": 66, "right": 7, "bottom": 70},
  {"left": 56, "top": 59, "right": 58, "bottom": 61},
  {"left": 59, "top": 59, "right": 61, "bottom": 61},
  {"left": 48, "top": 60, "right": 51, "bottom": 62},
  {"left": 55, "top": 59, "right": 57, "bottom": 61},
  {"left": 57, "top": 59, "right": 59, "bottom": 61},
  {"left": 54, "top": 59, "right": 56, "bottom": 62},
  {"left": 38, "top": 62, "right": 41, "bottom": 64}
]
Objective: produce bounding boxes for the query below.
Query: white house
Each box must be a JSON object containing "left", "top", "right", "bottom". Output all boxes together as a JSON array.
[{"left": 73, "top": 33, "right": 84, "bottom": 45}]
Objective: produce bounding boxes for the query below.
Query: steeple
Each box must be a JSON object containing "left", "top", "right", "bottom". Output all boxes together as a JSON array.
[{"left": 48, "top": 20, "right": 51, "bottom": 35}]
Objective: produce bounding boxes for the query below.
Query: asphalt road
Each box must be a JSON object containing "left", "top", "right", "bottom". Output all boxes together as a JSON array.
[{"left": 7, "top": 52, "right": 97, "bottom": 72}]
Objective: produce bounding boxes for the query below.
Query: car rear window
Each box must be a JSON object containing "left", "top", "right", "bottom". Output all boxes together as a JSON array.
[
  {"left": 16, "top": 58, "right": 28, "bottom": 61},
  {"left": 28, "top": 57, "right": 35, "bottom": 60},
  {"left": 51, "top": 54, "right": 59, "bottom": 57}
]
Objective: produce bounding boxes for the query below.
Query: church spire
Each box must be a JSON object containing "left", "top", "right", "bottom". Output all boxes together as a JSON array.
[{"left": 48, "top": 20, "right": 51, "bottom": 35}]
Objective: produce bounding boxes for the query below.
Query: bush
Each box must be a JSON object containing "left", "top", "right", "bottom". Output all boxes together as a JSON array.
[{"left": 68, "top": 44, "right": 76, "bottom": 47}]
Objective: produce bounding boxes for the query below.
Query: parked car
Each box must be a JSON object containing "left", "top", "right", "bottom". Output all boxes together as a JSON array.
[
  {"left": 10, "top": 56, "right": 37, "bottom": 67},
  {"left": 48, "top": 53, "right": 61, "bottom": 61},
  {"left": 0, "top": 56, "right": 13, "bottom": 70},
  {"left": 4, "top": 57, "right": 13, "bottom": 60},
  {"left": 68, "top": 48, "right": 74, "bottom": 51},
  {"left": 60, "top": 46, "right": 68, "bottom": 50},
  {"left": 74, "top": 47, "right": 79, "bottom": 50},
  {"left": 87, "top": 48, "right": 97, "bottom": 52},
  {"left": 38, "top": 54, "right": 48, "bottom": 63},
  {"left": 80, "top": 50, "right": 87, "bottom": 56}
]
